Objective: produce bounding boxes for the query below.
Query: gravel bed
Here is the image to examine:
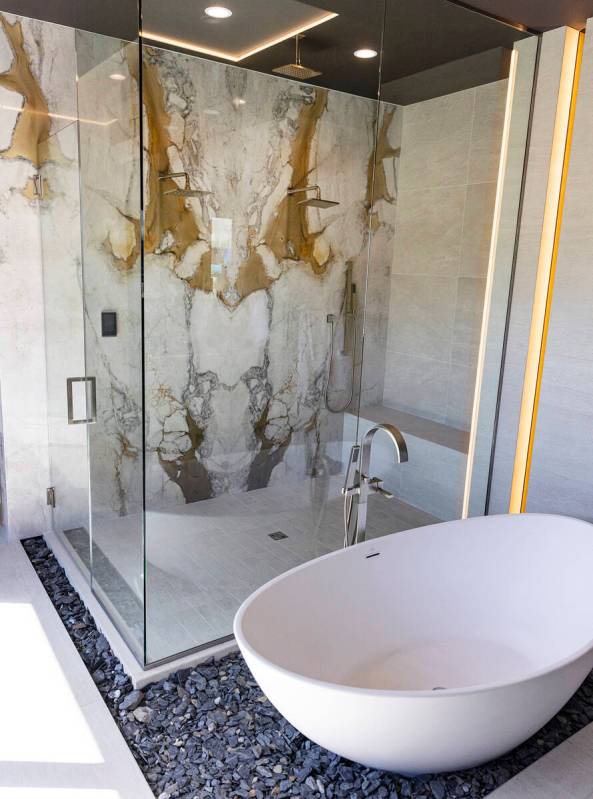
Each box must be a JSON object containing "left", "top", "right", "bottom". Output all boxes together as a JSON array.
[{"left": 22, "top": 535, "right": 593, "bottom": 799}]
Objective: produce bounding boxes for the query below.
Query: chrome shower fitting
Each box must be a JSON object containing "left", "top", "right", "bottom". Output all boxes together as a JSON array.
[
  {"left": 342, "top": 423, "right": 408, "bottom": 548},
  {"left": 324, "top": 264, "right": 357, "bottom": 414},
  {"left": 273, "top": 34, "right": 322, "bottom": 81},
  {"left": 324, "top": 312, "right": 357, "bottom": 413},
  {"left": 287, "top": 185, "right": 339, "bottom": 208},
  {"left": 159, "top": 172, "right": 211, "bottom": 197}
]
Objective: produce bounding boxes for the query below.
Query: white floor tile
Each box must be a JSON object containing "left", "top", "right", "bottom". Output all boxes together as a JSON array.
[
  {"left": 490, "top": 722, "right": 593, "bottom": 799},
  {"left": 0, "top": 540, "right": 153, "bottom": 799}
]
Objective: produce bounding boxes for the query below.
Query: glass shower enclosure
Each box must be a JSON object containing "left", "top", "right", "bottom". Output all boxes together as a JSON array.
[{"left": 36, "top": 0, "right": 538, "bottom": 667}]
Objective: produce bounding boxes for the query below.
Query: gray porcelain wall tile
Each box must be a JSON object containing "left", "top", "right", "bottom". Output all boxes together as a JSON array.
[
  {"left": 460, "top": 181, "right": 498, "bottom": 277},
  {"left": 383, "top": 349, "right": 449, "bottom": 424},
  {"left": 452, "top": 276, "right": 487, "bottom": 366},
  {"left": 392, "top": 185, "right": 466, "bottom": 277},
  {"left": 386, "top": 274, "right": 457, "bottom": 362},
  {"left": 399, "top": 88, "right": 475, "bottom": 191},
  {"left": 468, "top": 79, "right": 508, "bottom": 185},
  {"left": 445, "top": 361, "right": 477, "bottom": 431}
]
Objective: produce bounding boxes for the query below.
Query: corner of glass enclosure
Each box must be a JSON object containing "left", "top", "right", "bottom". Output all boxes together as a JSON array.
[
  {"left": 35, "top": 1, "right": 145, "bottom": 662},
  {"left": 31, "top": 0, "right": 539, "bottom": 668}
]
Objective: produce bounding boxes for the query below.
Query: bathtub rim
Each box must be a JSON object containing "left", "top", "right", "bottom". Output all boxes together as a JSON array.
[{"left": 233, "top": 512, "right": 593, "bottom": 700}]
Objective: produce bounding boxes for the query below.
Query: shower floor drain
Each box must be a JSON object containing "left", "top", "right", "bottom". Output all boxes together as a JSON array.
[{"left": 268, "top": 531, "right": 288, "bottom": 541}]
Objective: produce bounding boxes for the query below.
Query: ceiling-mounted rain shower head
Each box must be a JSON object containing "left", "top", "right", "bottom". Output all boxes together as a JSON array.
[
  {"left": 273, "top": 34, "right": 322, "bottom": 81},
  {"left": 159, "top": 172, "right": 211, "bottom": 197},
  {"left": 287, "top": 185, "right": 339, "bottom": 209}
]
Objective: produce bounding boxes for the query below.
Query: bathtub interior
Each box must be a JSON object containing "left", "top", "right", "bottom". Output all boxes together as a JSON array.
[{"left": 239, "top": 514, "right": 593, "bottom": 692}]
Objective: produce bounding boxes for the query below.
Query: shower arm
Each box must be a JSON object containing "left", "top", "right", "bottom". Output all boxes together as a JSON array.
[
  {"left": 294, "top": 32, "right": 303, "bottom": 66},
  {"left": 159, "top": 172, "right": 191, "bottom": 189},
  {"left": 287, "top": 185, "right": 321, "bottom": 200}
]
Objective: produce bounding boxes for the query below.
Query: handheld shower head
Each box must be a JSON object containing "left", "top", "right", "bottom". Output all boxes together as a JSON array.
[{"left": 287, "top": 185, "right": 339, "bottom": 209}]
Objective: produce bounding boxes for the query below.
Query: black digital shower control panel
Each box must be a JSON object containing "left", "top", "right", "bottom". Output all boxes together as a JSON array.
[{"left": 101, "top": 311, "right": 117, "bottom": 337}]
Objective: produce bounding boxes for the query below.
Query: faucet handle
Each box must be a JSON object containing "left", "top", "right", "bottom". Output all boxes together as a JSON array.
[{"left": 368, "top": 476, "right": 394, "bottom": 500}]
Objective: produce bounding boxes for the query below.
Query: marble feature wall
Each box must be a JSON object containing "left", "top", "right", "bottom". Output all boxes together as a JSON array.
[
  {"left": 382, "top": 80, "right": 508, "bottom": 432},
  {"left": 0, "top": 11, "right": 398, "bottom": 548},
  {"left": 0, "top": 13, "right": 76, "bottom": 538},
  {"left": 141, "top": 47, "right": 399, "bottom": 509}
]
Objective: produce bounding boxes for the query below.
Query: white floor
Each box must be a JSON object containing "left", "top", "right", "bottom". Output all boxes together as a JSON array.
[
  {"left": 0, "top": 534, "right": 153, "bottom": 799},
  {"left": 489, "top": 722, "right": 593, "bottom": 798}
]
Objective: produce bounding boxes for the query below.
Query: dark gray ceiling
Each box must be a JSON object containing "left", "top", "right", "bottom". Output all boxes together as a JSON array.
[
  {"left": 2, "top": 0, "right": 592, "bottom": 40},
  {"left": 0, "top": 0, "right": 139, "bottom": 40},
  {"left": 138, "top": 0, "right": 528, "bottom": 102},
  {"left": 0, "top": 0, "right": 590, "bottom": 102},
  {"left": 459, "top": 0, "right": 593, "bottom": 32}
]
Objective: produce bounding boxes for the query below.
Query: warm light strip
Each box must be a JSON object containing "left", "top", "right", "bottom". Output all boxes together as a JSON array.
[
  {"left": 141, "top": 12, "right": 338, "bottom": 63},
  {"left": 461, "top": 48, "right": 519, "bottom": 519},
  {"left": 0, "top": 104, "right": 117, "bottom": 127},
  {"left": 509, "top": 27, "right": 583, "bottom": 513}
]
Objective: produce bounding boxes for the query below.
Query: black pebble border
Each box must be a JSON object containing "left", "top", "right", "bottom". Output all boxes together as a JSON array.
[{"left": 22, "top": 535, "right": 593, "bottom": 799}]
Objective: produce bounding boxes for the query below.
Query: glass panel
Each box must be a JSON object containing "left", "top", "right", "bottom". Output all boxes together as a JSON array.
[
  {"left": 140, "top": 0, "right": 386, "bottom": 662},
  {"left": 467, "top": 36, "right": 539, "bottom": 516},
  {"left": 39, "top": 27, "right": 90, "bottom": 566},
  {"left": 75, "top": 29, "right": 145, "bottom": 661},
  {"left": 362, "top": 0, "right": 536, "bottom": 534}
]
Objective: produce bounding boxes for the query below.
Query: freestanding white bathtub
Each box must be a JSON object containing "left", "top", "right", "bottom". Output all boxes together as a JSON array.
[{"left": 234, "top": 513, "right": 593, "bottom": 774}]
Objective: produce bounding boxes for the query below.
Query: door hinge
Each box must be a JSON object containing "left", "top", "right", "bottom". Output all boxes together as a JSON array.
[
  {"left": 33, "top": 172, "right": 43, "bottom": 199},
  {"left": 46, "top": 487, "right": 56, "bottom": 508}
]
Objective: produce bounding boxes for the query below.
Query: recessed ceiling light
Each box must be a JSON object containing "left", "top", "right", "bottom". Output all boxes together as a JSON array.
[
  {"left": 354, "top": 48, "right": 378, "bottom": 59},
  {"left": 109, "top": 72, "right": 126, "bottom": 80},
  {"left": 205, "top": 6, "right": 232, "bottom": 18}
]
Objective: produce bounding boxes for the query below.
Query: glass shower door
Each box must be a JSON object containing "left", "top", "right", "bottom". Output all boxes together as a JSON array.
[
  {"left": 75, "top": 29, "right": 145, "bottom": 662},
  {"left": 360, "top": 1, "right": 538, "bottom": 536},
  {"left": 39, "top": 0, "right": 538, "bottom": 670},
  {"left": 140, "top": 0, "right": 387, "bottom": 663},
  {"left": 40, "top": 113, "right": 90, "bottom": 566}
]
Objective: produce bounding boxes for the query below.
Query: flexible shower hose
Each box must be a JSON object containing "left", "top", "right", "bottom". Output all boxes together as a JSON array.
[{"left": 324, "top": 312, "right": 357, "bottom": 414}]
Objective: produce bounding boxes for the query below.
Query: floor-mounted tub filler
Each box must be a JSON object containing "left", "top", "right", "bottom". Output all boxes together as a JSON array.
[{"left": 234, "top": 513, "right": 593, "bottom": 774}]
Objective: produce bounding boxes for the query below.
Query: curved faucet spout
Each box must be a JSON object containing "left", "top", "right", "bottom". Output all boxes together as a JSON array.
[
  {"left": 360, "top": 423, "right": 408, "bottom": 478},
  {"left": 342, "top": 422, "right": 408, "bottom": 547}
]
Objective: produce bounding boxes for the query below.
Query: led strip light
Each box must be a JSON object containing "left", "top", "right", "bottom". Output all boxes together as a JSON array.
[
  {"left": 141, "top": 12, "right": 337, "bottom": 62},
  {"left": 509, "top": 27, "right": 583, "bottom": 513},
  {"left": 462, "top": 46, "right": 519, "bottom": 518}
]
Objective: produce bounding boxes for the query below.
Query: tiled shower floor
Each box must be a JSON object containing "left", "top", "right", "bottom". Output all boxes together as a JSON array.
[{"left": 63, "top": 480, "right": 439, "bottom": 663}]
